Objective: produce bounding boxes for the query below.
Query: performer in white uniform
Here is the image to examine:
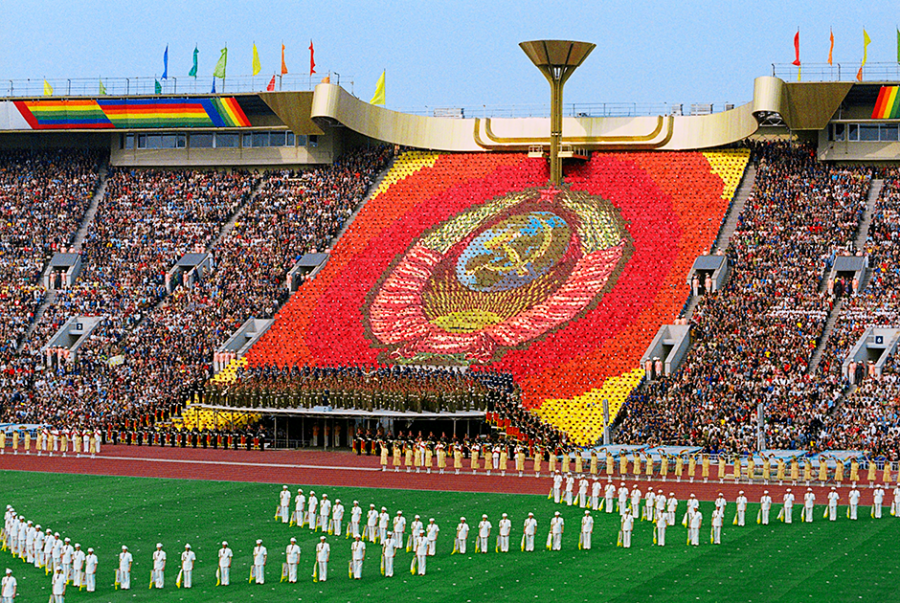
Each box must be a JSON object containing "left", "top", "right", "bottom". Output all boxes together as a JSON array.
[
  {"left": 72, "top": 544, "right": 85, "bottom": 589},
  {"left": 285, "top": 538, "right": 300, "bottom": 583},
  {"left": 332, "top": 499, "right": 345, "bottom": 535},
  {"left": 279, "top": 486, "right": 292, "bottom": 523},
  {"left": 217, "top": 542, "right": 232, "bottom": 586},
  {"left": 455, "top": 518, "right": 469, "bottom": 554},
  {"left": 604, "top": 480, "right": 616, "bottom": 513},
  {"left": 621, "top": 509, "right": 634, "bottom": 548},
  {"left": 315, "top": 536, "right": 330, "bottom": 581},
  {"left": 392, "top": 511, "right": 406, "bottom": 548},
  {"left": 523, "top": 513, "right": 537, "bottom": 552},
  {"left": 549, "top": 512, "right": 564, "bottom": 550},
  {"left": 829, "top": 487, "right": 842, "bottom": 521},
  {"left": 873, "top": 485, "right": 885, "bottom": 519},
  {"left": 307, "top": 492, "right": 318, "bottom": 530},
  {"left": 2, "top": 568, "right": 16, "bottom": 603},
  {"left": 294, "top": 489, "right": 306, "bottom": 527},
  {"left": 382, "top": 534, "right": 395, "bottom": 577},
  {"left": 760, "top": 491, "right": 773, "bottom": 525},
  {"left": 498, "top": 513, "right": 512, "bottom": 552},
  {"left": 477, "top": 515, "right": 491, "bottom": 553},
  {"left": 426, "top": 519, "right": 440, "bottom": 556},
  {"left": 782, "top": 489, "right": 795, "bottom": 524},
  {"left": 350, "top": 535, "right": 366, "bottom": 579},
  {"left": 252, "top": 540, "right": 267, "bottom": 584},
  {"left": 735, "top": 491, "right": 748, "bottom": 526},
  {"left": 803, "top": 488, "right": 815, "bottom": 523},
  {"left": 84, "top": 548, "right": 98, "bottom": 592},
  {"left": 152, "top": 543, "right": 166, "bottom": 589},
  {"left": 118, "top": 546, "right": 133, "bottom": 590},
  {"left": 350, "top": 502, "right": 362, "bottom": 538},
  {"left": 180, "top": 544, "right": 195, "bottom": 588},
  {"left": 580, "top": 511, "right": 593, "bottom": 550},
  {"left": 365, "top": 505, "right": 378, "bottom": 542}
]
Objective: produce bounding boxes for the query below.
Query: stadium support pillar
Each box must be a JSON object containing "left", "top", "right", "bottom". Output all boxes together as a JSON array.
[
  {"left": 602, "top": 398, "right": 611, "bottom": 446},
  {"left": 756, "top": 402, "right": 765, "bottom": 452},
  {"left": 519, "top": 40, "right": 595, "bottom": 186}
]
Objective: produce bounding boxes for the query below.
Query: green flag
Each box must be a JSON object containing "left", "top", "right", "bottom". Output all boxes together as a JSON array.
[
  {"left": 213, "top": 47, "right": 227, "bottom": 78},
  {"left": 155, "top": 79, "right": 162, "bottom": 94},
  {"left": 897, "top": 28, "right": 900, "bottom": 64},
  {"left": 99, "top": 79, "right": 107, "bottom": 95},
  {"left": 189, "top": 46, "right": 198, "bottom": 77}
]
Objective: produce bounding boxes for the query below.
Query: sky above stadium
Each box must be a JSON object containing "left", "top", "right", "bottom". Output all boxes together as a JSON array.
[{"left": 1, "top": 0, "right": 898, "bottom": 112}]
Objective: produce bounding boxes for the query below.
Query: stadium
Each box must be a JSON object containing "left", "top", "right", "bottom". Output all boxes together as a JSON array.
[{"left": 1, "top": 12, "right": 900, "bottom": 603}]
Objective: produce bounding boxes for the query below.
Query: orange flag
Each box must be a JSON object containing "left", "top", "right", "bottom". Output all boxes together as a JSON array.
[
  {"left": 828, "top": 29, "right": 834, "bottom": 65},
  {"left": 281, "top": 44, "right": 288, "bottom": 75}
]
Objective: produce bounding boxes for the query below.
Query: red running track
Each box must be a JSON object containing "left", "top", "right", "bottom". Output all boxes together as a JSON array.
[{"left": 0, "top": 445, "right": 890, "bottom": 505}]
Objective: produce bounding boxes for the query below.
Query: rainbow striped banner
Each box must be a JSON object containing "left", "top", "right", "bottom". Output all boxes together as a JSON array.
[
  {"left": 872, "top": 86, "right": 900, "bottom": 119},
  {"left": 15, "top": 97, "right": 251, "bottom": 129},
  {"left": 14, "top": 100, "right": 113, "bottom": 129}
]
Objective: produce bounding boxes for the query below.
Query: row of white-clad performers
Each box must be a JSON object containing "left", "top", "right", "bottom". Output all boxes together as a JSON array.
[
  {"left": 0, "top": 428, "right": 102, "bottom": 457},
  {"left": 551, "top": 474, "right": 900, "bottom": 546}
]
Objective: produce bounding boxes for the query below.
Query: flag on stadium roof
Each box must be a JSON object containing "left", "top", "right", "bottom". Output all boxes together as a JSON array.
[
  {"left": 162, "top": 45, "right": 169, "bottom": 80},
  {"left": 98, "top": 79, "right": 107, "bottom": 95},
  {"left": 213, "top": 47, "right": 227, "bottom": 79},
  {"left": 267, "top": 74, "right": 276, "bottom": 91},
  {"left": 155, "top": 79, "right": 162, "bottom": 94},
  {"left": 309, "top": 40, "right": 316, "bottom": 76},
  {"left": 281, "top": 44, "right": 288, "bottom": 75},
  {"left": 370, "top": 70, "right": 385, "bottom": 105},
  {"left": 43, "top": 80, "right": 53, "bottom": 96},
  {"left": 828, "top": 29, "right": 834, "bottom": 65},
  {"left": 189, "top": 46, "right": 199, "bottom": 78},
  {"left": 857, "top": 29, "right": 871, "bottom": 81},
  {"left": 252, "top": 44, "right": 261, "bottom": 76}
]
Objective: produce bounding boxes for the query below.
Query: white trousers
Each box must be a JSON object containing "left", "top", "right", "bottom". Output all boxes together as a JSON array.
[
  {"left": 737, "top": 510, "right": 745, "bottom": 526},
  {"left": 384, "top": 556, "right": 393, "bottom": 576},
  {"left": 784, "top": 507, "right": 793, "bottom": 523},
  {"left": 689, "top": 528, "right": 699, "bottom": 545},
  {"left": 350, "top": 521, "right": 359, "bottom": 537},
  {"left": 622, "top": 530, "right": 631, "bottom": 548},
  {"left": 73, "top": 568, "right": 83, "bottom": 587},
  {"left": 805, "top": 506, "right": 814, "bottom": 523},
  {"left": 456, "top": 538, "right": 466, "bottom": 554},
  {"left": 333, "top": 520, "right": 342, "bottom": 535},
  {"left": 281, "top": 506, "right": 289, "bottom": 523},
  {"left": 86, "top": 572, "right": 96, "bottom": 592},
  {"left": 499, "top": 535, "right": 509, "bottom": 552},
  {"left": 832, "top": 504, "right": 841, "bottom": 521},
  {"left": 762, "top": 508, "right": 770, "bottom": 524},
  {"left": 352, "top": 559, "right": 363, "bottom": 579},
  {"left": 605, "top": 497, "right": 614, "bottom": 512},
  {"left": 657, "top": 526, "right": 666, "bottom": 546},
  {"left": 254, "top": 564, "right": 265, "bottom": 584},
  {"left": 524, "top": 535, "right": 534, "bottom": 551},
  {"left": 287, "top": 562, "right": 297, "bottom": 582},
  {"left": 219, "top": 566, "right": 230, "bottom": 585},
  {"left": 551, "top": 534, "right": 562, "bottom": 550},
  {"left": 120, "top": 570, "right": 131, "bottom": 589},
  {"left": 182, "top": 569, "right": 192, "bottom": 588},
  {"left": 581, "top": 532, "right": 591, "bottom": 549},
  {"left": 154, "top": 569, "right": 164, "bottom": 588},
  {"left": 318, "top": 561, "right": 328, "bottom": 581},
  {"left": 478, "top": 536, "right": 488, "bottom": 552},
  {"left": 874, "top": 504, "right": 882, "bottom": 518},
  {"left": 416, "top": 554, "right": 426, "bottom": 575},
  {"left": 713, "top": 526, "right": 721, "bottom": 544}
]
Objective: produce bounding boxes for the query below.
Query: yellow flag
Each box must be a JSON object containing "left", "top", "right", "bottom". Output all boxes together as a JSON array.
[
  {"left": 862, "top": 29, "right": 872, "bottom": 66},
  {"left": 370, "top": 70, "right": 385, "bottom": 105},
  {"left": 252, "top": 44, "right": 261, "bottom": 76},
  {"left": 43, "top": 79, "right": 53, "bottom": 96}
]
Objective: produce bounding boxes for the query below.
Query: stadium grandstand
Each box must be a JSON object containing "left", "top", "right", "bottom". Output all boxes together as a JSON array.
[{"left": 0, "top": 68, "right": 897, "bottom": 470}]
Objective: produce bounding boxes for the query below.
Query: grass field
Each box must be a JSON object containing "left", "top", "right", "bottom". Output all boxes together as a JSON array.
[{"left": 1, "top": 470, "right": 898, "bottom": 603}]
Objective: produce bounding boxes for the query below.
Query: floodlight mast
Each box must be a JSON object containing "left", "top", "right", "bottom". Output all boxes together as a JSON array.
[{"left": 519, "top": 40, "right": 596, "bottom": 186}]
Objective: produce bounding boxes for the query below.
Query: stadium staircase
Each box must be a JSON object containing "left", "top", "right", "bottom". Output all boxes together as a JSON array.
[
  {"left": 681, "top": 162, "right": 757, "bottom": 319},
  {"left": 16, "top": 159, "right": 109, "bottom": 353},
  {"left": 71, "top": 159, "right": 109, "bottom": 253},
  {"left": 208, "top": 178, "right": 268, "bottom": 250},
  {"left": 807, "top": 178, "right": 882, "bottom": 375}
]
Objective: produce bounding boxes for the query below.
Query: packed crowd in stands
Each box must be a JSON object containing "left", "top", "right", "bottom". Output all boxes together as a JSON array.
[
  {"left": 0, "top": 150, "right": 101, "bottom": 413},
  {"left": 616, "top": 141, "right": 873, "bottom": 455},
  {"left": 0, "top": 147, "right": 392, "bottom": 433},
  {"left": 2, "top": 141, "right": 900, "bottom": 459},
  {"left": 816, "top": 175, "right": 900, "bottom": 456}
]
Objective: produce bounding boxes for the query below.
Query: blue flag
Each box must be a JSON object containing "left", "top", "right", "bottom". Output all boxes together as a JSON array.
[
  {"left": 210, "top": 78, "right": 216, "bottom": 93},
  {"left": 162, "top": 45, "right": 169, "bottom": 79}
]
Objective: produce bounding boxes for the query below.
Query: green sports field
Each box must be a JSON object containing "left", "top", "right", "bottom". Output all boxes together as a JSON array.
[{"left": 1, "top": 471, "right": 898, "bottom": 603}]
